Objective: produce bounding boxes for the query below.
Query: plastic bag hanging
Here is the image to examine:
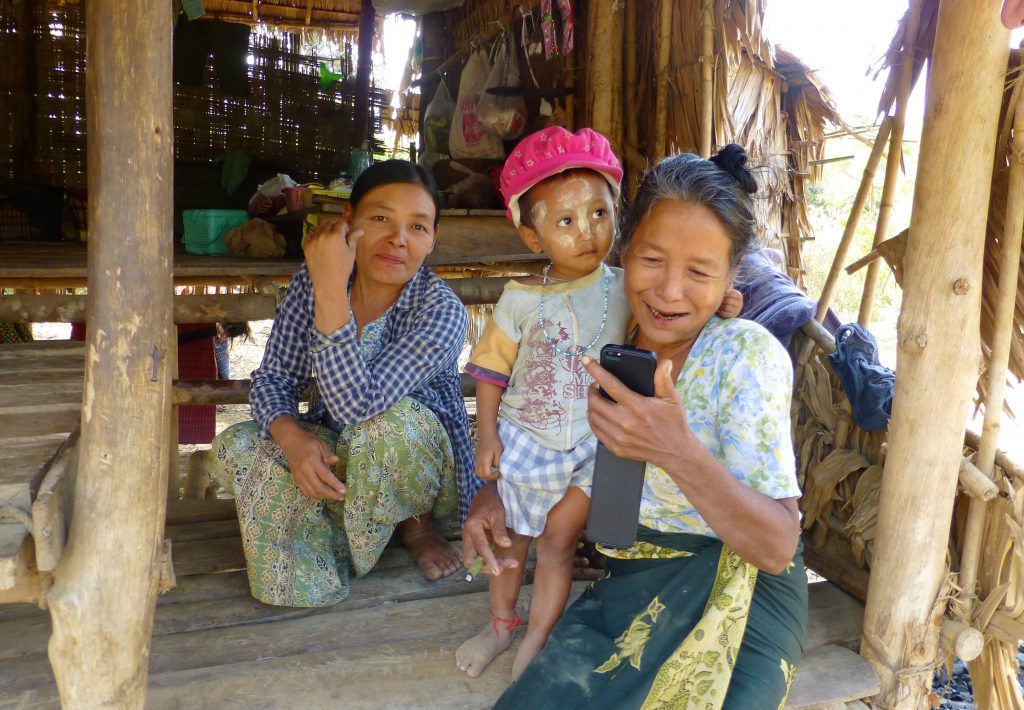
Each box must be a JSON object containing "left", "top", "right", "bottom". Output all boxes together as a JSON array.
[
  {"left": 420, "top": 80, "right": 455, "bottom": 169},
  {"left": 477, "top": 34, "right": 528, "bottom": 140},
  {"left": 449, "top": 49, "right": 505, "bottom": 160}
]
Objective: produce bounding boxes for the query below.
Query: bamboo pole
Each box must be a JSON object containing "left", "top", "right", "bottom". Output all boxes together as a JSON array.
[
  {"left": 653, "top": 0, "right": 674, "bottom": 162},
  {"left": 857, "top": 2, "right": 921, "bottom": 327},
  {"left": 815, "top": 116, "right": 894, "bottom": 322},
  {"left": 698, "top": 0, "right": 714, "bottom": 158},
  {"left": 957, "top": 78, "right": 1024, "bottom": 612},
  {"left": 45, "top": 0, "right": 175, "bottom": 704},
  {"left": 860, "top": 2, "right": 1009, "bottom": 706}
]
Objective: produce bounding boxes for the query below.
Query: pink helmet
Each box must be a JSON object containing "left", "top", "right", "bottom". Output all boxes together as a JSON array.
[{"left": 500, "top": 127, "right": 623, "bottom": 228}]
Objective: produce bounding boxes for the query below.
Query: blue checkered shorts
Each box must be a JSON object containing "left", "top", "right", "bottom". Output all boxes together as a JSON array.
[{"left": 496, "top": 417, "right": 596, "bottom": 537}]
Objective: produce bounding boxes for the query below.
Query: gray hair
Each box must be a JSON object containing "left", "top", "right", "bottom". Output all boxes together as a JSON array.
[{"left": 619, "top": 144, "right": 758, "bottom": 270}]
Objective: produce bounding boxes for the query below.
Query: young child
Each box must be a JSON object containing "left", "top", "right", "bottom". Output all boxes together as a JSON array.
[{"left": 455, "top": 127, "right": 742, "bottom": 682}]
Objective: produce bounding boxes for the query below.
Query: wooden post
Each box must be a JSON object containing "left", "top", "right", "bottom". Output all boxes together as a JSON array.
[
  {"left": 351, "top": 0, "right": 376, "bottom": 151},
  {"left": 417, "top": 13, "right": 444, "bottom": 154},
  {"left": 857, "top": 1, "right": 920, "bottom": 327},
  {"left": 957, "top": 76, "right": 1024, "bottom": 611},
  {"left": 815, "top": 116, "right": 893, "bottom": 322},
  {"left": 14, "top": 0, "right": 36, "bottom": 183},
  {"left": 623, "top": 0, "right": 639, "bottom": 196},
  {"left": 860, "top": 1, "right": 1009, "bottom": 706},
  {"left": 653, "top": 0, "right": 674, "bottom": 162},
  {"left": 45, "top": 0, "right": 174, "bottom": 706},
  {"left": 698, "top": 0, "right": 714, "bottom": 159},
  {"left": 585, "top": 0, "right": 623, "bottom": 154}
]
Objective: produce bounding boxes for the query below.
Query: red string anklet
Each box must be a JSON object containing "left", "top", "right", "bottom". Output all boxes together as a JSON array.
[{"left": 490, "top": 609, "right": 524, "bottom": 636}]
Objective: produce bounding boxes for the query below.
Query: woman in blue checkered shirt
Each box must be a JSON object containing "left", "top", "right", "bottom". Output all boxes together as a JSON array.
[{"left": 211, "top": 161, "right": 480, "bottom": 608}]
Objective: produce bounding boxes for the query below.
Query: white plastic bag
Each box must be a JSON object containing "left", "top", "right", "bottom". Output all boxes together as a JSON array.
[
  {"left": 477, "top": 36, "right": 527, "bottom": 140},
  {"left": 419, "top": 80, "right": 455, "bottom": 170},
  {"left": 449, "top": 50, "right": 505, "bottom": 160}
]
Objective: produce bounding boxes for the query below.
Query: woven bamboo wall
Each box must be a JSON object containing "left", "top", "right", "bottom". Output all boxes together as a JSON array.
[{"left": 0, "top": 1, "right": 387, "bottom": 189}]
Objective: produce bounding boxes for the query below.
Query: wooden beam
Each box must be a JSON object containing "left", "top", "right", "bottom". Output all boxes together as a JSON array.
[
  {"left": 45, "top": 0, "right": 175, "bottom": 705},
  {"left": 0, "top": 277, "right": 511, "bottom": 323},
  {"left": 860, "top": 1, "right": 1009, "bottom": 705}
]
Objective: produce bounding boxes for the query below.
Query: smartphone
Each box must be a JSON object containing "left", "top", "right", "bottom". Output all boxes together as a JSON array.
[{"left": 586, "top": 344, "right": 658, "bottom": 548}]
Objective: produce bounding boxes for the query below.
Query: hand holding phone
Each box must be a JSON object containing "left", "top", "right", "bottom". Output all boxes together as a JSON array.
[{"left": 586, "top": 344, "right": 658, "bottom": 548}]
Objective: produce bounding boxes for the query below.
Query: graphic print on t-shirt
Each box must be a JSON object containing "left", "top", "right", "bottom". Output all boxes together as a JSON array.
[{"left": 508, "top": 320, "right": 591, "bottom": 434}]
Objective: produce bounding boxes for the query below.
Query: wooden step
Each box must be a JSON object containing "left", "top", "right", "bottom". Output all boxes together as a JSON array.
[{"left": 787, "top": 644, "right": 880, "bottom": 710}]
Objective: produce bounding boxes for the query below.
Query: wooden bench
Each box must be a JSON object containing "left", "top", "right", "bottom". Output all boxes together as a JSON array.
[
  {"left": 0, "top": 500, "right": 878, "bottom": 709},
  {"left": 0, "top": 341, "right": 82, "bottom": 606}
]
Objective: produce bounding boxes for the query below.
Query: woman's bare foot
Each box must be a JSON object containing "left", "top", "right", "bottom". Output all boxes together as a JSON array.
[
  {"left": 510, "top": 631, "right": 546, "bottom": 681},
  {"left": 401, "top": 516, "right": 461, "bottom": 581},
  {"left": 455, "top": 612, "right": 523, "bottom": 678}
]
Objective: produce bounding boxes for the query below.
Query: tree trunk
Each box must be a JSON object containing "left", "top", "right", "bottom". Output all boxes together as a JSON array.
[
  {"left": 45, "top": 0, "right": 174, "bottom": 705},
  {"left": 860, "top": 1, "right": 1009, "bottom": 707}
]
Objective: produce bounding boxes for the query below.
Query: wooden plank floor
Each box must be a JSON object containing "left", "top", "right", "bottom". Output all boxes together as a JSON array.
[{"left": 0, "top": 500, "right": 877, "bottom": 710}]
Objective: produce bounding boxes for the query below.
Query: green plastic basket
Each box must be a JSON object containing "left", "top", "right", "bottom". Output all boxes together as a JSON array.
[{"left": 182, "top": 209, "right": 249, "bottom": 255}]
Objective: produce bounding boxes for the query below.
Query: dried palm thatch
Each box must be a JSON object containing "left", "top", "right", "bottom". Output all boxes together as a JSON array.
[
  {"left": 55, "top": 0, "right": 363, "bottom": 33},
  {"left": 626, "top": 0, "right": 842, "bottom": 286}
]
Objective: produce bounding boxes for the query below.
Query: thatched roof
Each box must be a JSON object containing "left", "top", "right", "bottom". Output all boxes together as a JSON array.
[
  {"left": 54, "top": 0, "right": 365, "bottom": 31},
  {"left": 200, "top": 0, "right": 362, "bottom": 31}
]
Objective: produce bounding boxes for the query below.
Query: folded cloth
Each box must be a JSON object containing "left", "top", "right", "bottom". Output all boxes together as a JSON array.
[
  {"left": 828, "top": 323, "right": 894, "bottom": 431},
  {"left": 735, "top": 248, "right": 840, "bottom": 348},
  {"left": 225, "top": 218, "right": 286, "bottom": 257}
]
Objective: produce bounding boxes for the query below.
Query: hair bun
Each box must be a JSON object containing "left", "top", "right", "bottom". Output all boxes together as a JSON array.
[{"left": 710, "top": 144, "right": 758, "bottom": 195}]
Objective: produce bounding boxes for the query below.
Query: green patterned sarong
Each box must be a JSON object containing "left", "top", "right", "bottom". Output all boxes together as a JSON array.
[
  {"left": 495, "top": 528, "right": 807, "bottom": 710},
  {"left": 212, "top": 396, "right": 458, "bottom": 607}
]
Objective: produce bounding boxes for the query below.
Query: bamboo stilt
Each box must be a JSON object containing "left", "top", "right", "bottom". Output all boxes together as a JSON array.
[
  {"left": 815, "top": 116, "right": 893, "bottom": 322},
  {"left": 958, "top": 73, "right": 1024, "bottom": 616},
  {"left": 46, "top": 0, "right": 175, "bottom": 704},
  {"left": 860, "top": 1, "right": 1009, "bottom": 706},
  {"left": 653, "top": 0, "right": 674, "bottom": 162},
  {"left": 698, "top": 0, "right": 714, "bottom": 158},
  {"left": 857, "top": 2, "right": 921, "bottom": 327}
]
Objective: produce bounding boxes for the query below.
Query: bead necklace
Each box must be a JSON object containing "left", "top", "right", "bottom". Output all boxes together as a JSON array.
[{"left": 537, "top": 262, "right": 610, "bottom": 357}]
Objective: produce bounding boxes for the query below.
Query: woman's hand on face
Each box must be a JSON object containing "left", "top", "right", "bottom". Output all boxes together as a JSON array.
[
  {"left": 461, "top": 483, "right": 519, "bottom": 577},
  {"left": 584, "top": 357, "right": 696, "bottom": 471},
  {"left": 474, "top": 431, "right": 503, "bottom": 482},
  {"left": 279, "top": 426, "right": 346, "bottom": 501},
  {"left": 303, "top": 217, "right": 364, "bottom": 294}
]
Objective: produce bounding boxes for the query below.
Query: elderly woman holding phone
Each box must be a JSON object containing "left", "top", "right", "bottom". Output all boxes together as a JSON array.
[
  {"left": 213, "top": 160, "right": 480, "bottom": 608},
  {"left": 464, "top": 146, "right": 807, "bottom": 709}
]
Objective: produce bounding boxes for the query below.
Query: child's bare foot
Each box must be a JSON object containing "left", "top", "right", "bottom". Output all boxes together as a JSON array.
[
  {"left": 401, "top": 516, "right": 460, "bottom": 581},
  {"left": 510, "top": 632, "right": 546, "bottom": 681},
  {"left": 455, "top": 611, "right": 523, "bottom": 678}
]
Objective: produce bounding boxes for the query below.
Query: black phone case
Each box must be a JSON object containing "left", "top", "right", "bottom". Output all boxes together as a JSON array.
[{"left": 586, "top": 345, "right": 658, "bottom": 548}]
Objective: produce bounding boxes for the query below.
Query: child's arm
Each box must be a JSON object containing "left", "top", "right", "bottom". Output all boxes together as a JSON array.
[
  {"left": 717, "top": 288, "right": 744, "bottom": 319},
  {"left": 474, "top": 381, "right": 505, "bottom": 482}
]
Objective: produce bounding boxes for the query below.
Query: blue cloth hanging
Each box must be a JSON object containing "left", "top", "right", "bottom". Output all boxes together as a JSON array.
[{"left": 828, "top": 323, "right": 895, "bottom": 431}]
